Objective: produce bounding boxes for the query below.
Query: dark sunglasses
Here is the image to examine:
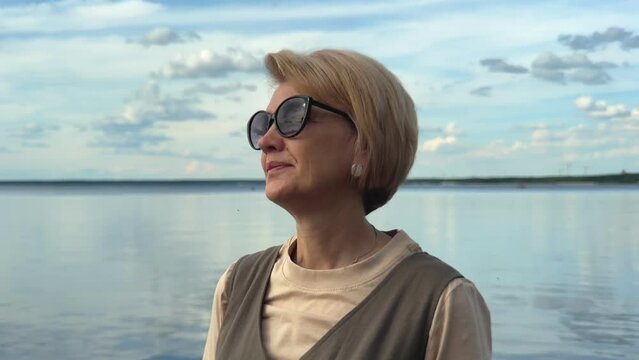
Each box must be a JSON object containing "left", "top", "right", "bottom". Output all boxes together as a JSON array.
[{"left": 247, "top": 95, "right": 352, "bottom": 150}]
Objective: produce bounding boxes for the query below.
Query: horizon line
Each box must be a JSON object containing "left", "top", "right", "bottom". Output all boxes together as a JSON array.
[{"left": 0, "top": 171, "right": 637, "bottom": 184}]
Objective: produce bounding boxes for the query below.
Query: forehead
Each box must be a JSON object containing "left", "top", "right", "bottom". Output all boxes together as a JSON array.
[{"left": 266, "top": 82, "right": 301, "bottom": 113}]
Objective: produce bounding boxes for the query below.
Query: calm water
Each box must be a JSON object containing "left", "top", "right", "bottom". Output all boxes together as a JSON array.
[{"left": 0, "top": 184, "right": 638, "bottom": 359}]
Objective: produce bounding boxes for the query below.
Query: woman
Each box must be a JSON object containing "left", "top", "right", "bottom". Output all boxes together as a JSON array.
[{"left": 203, "top": 49, "right": 491, "bottom": 359}]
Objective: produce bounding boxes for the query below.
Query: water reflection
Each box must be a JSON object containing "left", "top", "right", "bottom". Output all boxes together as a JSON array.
[
  {"left": 534, "top": 283, "right": 639, "bottom": 346},
  {"left": 0, "top": 186, "right": 637, "bottom": 359},
  {"left": 378, "top": 189, "right": 639, "bottom": 359}
]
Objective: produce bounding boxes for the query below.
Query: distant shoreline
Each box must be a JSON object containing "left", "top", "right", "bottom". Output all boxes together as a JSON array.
[
  {"left": 405, "top": 172, "right": 639, "bottom": 185},
  {"left": 0, "top": 172, "right": 637, "bottom": 186}
]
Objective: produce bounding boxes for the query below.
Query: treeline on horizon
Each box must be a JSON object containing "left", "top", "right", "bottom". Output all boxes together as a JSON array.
[
  {"left": 405, "top": 172, "right": 639, "bottom": 184},
  {"left": 1, "top": 172, "right": 638, "bottom": 185}
]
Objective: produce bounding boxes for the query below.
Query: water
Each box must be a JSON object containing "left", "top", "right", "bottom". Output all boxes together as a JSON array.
[{"left": 0, "top": 184, "right": 637, "bottom": 359}]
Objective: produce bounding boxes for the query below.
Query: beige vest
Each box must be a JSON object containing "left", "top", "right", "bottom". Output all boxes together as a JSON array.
[{"left": 216, "top": 246, "right": 462, "bottom": 359}]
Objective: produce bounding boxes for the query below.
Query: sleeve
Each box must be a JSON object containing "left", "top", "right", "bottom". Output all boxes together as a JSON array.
[
  {"left": 425, "top": 277, "right": 492, "bottom": 360},
  {"left": 202, "top": 263, "right": 236, "bottom": 360}
]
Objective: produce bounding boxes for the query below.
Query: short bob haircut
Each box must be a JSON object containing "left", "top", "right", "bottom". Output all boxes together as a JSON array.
[{"left": 265, "top": 49, "right": 418, "bottom": 214}]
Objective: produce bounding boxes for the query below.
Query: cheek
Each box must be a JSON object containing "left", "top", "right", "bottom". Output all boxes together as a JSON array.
[
  {"left": 325, "top": 130, "right": 356, "bottom": 164},
  {"left": 304, "top": 138, "right": 354, "bottom": 180},
  {"left": 291, "top": 122, "right": 357, "bottom": 180},
  {"left": 260, "top": 152, "right": 267, "bottom": 173}
]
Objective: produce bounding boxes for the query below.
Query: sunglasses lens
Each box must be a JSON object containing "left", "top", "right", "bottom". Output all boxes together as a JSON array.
[
  {"left": 276, "top": 97, "right": 307, "bottom": 137},
  {"left": 249, "top": 112, "right": 270, "bottom": 149}
]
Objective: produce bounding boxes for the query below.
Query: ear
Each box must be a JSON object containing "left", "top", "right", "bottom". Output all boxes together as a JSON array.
[
  {"left": 352, "top": 141, "right": 370, "bottom": 168},
  {"left": 351, "top": 146, "right": 370, "bottom": 184},
  {"left": 351, "top": 147, "right": 368, "bottom": 166}
]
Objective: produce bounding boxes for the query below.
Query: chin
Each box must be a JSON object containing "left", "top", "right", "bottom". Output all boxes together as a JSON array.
[
  {"left": 265, "top": 176, "right": 316, "bottom": 213},
  {"left": 264, "top": 177, "right": 295, "bottom": 205}
]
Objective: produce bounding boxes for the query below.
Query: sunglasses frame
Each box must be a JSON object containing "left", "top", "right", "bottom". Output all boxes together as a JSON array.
[{"left": 247, "top": 95, "right": 352, "bottom": 150}]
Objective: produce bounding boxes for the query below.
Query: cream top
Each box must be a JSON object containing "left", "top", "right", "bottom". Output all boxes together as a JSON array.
[{"left": 203, "top": 230, "right": 491, "bottom": 360}]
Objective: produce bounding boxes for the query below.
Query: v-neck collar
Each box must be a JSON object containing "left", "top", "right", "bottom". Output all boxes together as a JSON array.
[
  {"left": 298, "top": 251, "right": 423, "bottom": 359},
  {"left": 280, "top": 230, "right": 415, "bottom": 291},
  {"left": 254, "top": 230, "right": 422, "bottom": 359}
]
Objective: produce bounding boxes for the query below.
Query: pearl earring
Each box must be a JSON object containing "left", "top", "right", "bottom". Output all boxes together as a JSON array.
[{"left": 351, "top": 163, "right": 363, "bottom": 178}]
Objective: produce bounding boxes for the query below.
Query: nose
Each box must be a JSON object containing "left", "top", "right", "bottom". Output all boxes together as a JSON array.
[{"left": 257, "top": 121, "right": 285, "bottom": 152}]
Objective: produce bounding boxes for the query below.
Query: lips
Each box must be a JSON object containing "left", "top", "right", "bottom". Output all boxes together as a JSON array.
[{"left": 266, "top": 161, "right": 293, "bottom": 174}]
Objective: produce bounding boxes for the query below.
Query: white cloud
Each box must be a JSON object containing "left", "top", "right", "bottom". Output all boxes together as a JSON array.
[
  {"left": 69, "top": 0, "right": 162, "bottom": 24},
  {"left": 184, "top": 160, "right": 216, "bottom": 176},
  {"left": 0, "top": 35, "right": 176, "bottom": 82},
  {"left": 183, "top": 81, "right": 257, "bottom": 96},
  {"left": 0, "top": 0, "right": 163, "bottom": 34},
  {"left": 465, "top": 140, "right": 526, "bottom": 159},
  {"left": 2, "top": 1, "right": 639, "bottom": 179},
  {"left": 185, "top": 160, "right": 199, "bottom": 175},
  {"left": 531, "top": 128, "right": 552, "bottom": 143},
  {"left": 466, "top": 116, "right": 638, "bottom": 164},
  {"left": 591, "top": 103, "right": 630, "bottom": 118},
  {"left": 596, "top": 145, "right": 639, "bottom": 158},
  {"left": 154, "top": 48, "right": 262, "bottom": 79},
  {"left": 422, "top": 136, "right": 456, "bottom": 152},
  {"left": 0, "top": 0, "right": 443, "bottom": 36},
  {"left": 130, "top": 27, "right": 200, "bottom": 47},
  {"left": 443, "top": 123, "right": 461, "bottom": 136},
  {"left": 421, "top": 122, "right": 461, "bottom": 152},
  {"left": 575, "top": 96, "right": 637, "bottom": 120},
  {"left": 91, "top": 81, "right": 216, "bottom": 150},
  {"left": 575, "top": 96, "right": 594, "bottom": 109}
]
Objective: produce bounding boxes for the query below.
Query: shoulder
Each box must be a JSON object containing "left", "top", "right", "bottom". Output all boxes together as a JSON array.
[
  {"left": 408, "top": 252, "right": 461, "bottom": 271},
  {"left": 426, "top": 278, "right": 492, "bottom": 359},
  {"left": 440, "top": 278, "right": 486, "bottom": 303},
  {"left": 231, "top": 245, "right": 282, "bottom": 274},
  {"left": 222, "top": 245, "right": 283, "bottom": 294},
  {"left": 391, "top": 231, "right": 461, "bottom": 279},
  {"left": 214, "top": 245, "right": 283, "bottom": 294},
  {"left": 397, "top": 252, "right": 464, "bottom": 289},
  {"left": 237, "top": 245, "right": 282, "bottom": 263},
  {"left": 435, "top": 278, "right": 490, "bottom": 324},
  {"left": 213, "top": 244, "right": 284, "bottom": 314},
  {"left": 381, "top": 231, "right": 464, "bottom": 299}
]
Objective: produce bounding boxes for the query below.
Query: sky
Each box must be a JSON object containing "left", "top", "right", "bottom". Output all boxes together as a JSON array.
[{"left": 0, "top": 0, "right": 638, "bottom": 180}]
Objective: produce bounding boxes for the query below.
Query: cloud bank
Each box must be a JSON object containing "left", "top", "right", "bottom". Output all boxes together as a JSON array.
[
  {"left": 422, "top": 123, "right": 461, "bottom": 152},
  {"left": 479, "top": 58, "right": 528, "bottom": 74},
  {"left": 154, "top": 48, "right": 262, "bottom": 79},
  {"left": 129, "top": 27, "right": 201, "bottom": 47},
  {"left": 530, "top": 52, "right": 616, "bottom": 85},
  {"left": 558, "top": 27, "right": 639, "bottom": 51},
  {"left": 470, "top": 86, "right": 492, "bottom": 97},
  {"left": 183, "top": 82, "right": 257, "bottom": 96},
  {"left": 91, "top": 81, "right": 215, "bottom": 150},
  {"left": 575, "top": 96, "right": 639, "bottom": 121},
  {"left": 11, "top": 123, "right": 60, "bottom": 139}
]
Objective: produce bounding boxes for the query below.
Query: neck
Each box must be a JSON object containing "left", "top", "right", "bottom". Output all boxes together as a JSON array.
[{"left": 290, "top": 196, "right": 388, "bottom": 270}]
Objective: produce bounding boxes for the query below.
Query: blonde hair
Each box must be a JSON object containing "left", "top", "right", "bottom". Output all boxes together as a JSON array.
[{"left": 265, "top": 49, "right": 418, "bottom": 214}]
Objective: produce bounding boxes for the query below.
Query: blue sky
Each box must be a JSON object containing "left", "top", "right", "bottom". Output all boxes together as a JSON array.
[{"left": 1, "top": 0, "right": 638, "bottom": 180}]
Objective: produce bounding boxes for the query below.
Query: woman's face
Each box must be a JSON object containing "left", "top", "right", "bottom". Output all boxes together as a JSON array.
[{"left": 258, "top": 82, "right": 358, "bottom": 210}]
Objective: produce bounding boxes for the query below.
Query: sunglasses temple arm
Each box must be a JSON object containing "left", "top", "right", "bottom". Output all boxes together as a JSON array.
[{"left": 309, "top": 99, "right": 352, "bottom": 121}]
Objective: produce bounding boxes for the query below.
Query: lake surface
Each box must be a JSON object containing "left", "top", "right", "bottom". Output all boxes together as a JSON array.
[{"left": 1, "top": 184, "right": 638, "bottom": 359}]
